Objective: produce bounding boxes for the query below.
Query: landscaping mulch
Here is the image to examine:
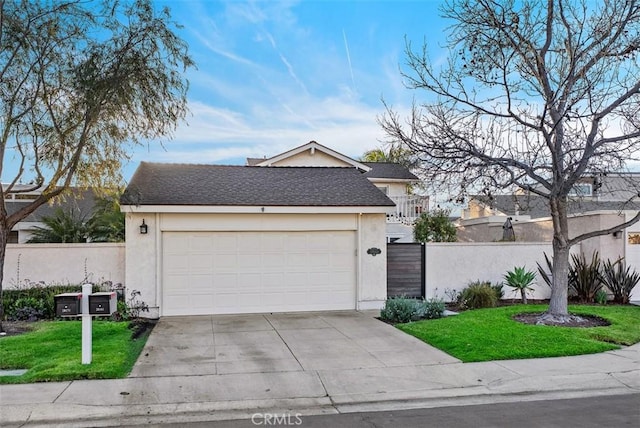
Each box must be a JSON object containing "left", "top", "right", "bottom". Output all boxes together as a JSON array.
[
  {"left": 513, "top": 312, "right": 611, "bottom": 327},
  {"left": 0, "top": 321, "right": 34, "bottom": 337}
]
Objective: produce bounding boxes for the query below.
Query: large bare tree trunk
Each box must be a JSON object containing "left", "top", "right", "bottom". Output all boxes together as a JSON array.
[
  {"left": 548, "top": 241, "right": 570, "bottom": 315},
  {"left": 538, "top": 196, "right": 585, "bottom": 324},
  {"left": 0, "top": 225, "right": 7, "bottom": 333}
]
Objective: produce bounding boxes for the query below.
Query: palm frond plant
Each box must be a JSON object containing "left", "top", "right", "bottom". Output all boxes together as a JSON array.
[
  {"left": 87, "top": 196, "right": 125, "bottom": 242},
  {"left": 27, "top": 208, "right": 88, "bottom": 243}
]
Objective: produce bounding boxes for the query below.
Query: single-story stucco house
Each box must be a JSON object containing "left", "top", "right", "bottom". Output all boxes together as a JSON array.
[{"left": 120, "top": 162, "right": 394, "bottom": 317}]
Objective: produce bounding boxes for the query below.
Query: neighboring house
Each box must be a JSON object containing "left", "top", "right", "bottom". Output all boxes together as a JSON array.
[
  {"left": 121, "top": 162, "right": 394, "bottom": 317},
  {"left": 247, "top": 141, "right": 428, "bottom": 242},
  {"left": 3, "top": 185, "right": 96, "bottom": 243},
  {"left": 457, "top": 172, "right": 640, "bottom": 273}
]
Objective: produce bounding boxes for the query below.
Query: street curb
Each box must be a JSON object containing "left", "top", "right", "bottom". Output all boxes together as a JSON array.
[{"left": 3, "top": 385, "right": 638, "bottom": 428}]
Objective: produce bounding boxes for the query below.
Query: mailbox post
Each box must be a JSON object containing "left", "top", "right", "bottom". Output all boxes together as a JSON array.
[
  {"left": 54, "top": 284, "right": 117, "bottom": 365},
  {"left": 81, "top": 283, "right": 92, "bottom": 364}
]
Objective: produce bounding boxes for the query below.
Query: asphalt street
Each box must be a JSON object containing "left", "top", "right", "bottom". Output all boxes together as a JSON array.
[{"left": 153, "top": 393, "right": 640, "bottom": 428}]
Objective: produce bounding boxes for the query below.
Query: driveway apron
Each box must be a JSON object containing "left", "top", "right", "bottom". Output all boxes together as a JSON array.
[{"left": 129, "top": 311, "right": 458, "bottom": 378}]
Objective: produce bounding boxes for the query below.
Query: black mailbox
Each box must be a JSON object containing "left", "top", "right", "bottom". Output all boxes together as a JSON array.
[
  {"left": 55, "top": 293, "right": 83, "bottom": 317},
  {"left": 89, "top": 292, "right": 117, "bottom": 316}
]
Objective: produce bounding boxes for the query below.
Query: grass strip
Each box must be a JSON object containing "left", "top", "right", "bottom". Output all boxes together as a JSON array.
[
  {"left": 397, "top": 304, "right": 640, "bottom": 362},
  {"left": 0, "top": 320, "right": 150, "bottom": 384}
]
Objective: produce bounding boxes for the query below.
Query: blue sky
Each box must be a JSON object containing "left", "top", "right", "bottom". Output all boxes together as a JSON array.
[{"left": 123, "top": 0, "right": 448, "bottom": 180}]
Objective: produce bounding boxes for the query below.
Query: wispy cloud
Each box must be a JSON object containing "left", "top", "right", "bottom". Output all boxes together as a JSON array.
[
  {"left": 343, "top": 29, "right": 357, "bottom": 94},
  {"left": 121, "top": 0, "right": 435, "bottom": 177}
]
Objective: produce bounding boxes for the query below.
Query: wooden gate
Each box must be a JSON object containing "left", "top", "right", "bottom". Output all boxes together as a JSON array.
[{"left": 387, "top": 243, "right": 425, "bottom": 298}]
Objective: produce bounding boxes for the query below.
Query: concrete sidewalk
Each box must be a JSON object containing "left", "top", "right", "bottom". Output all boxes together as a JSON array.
[{"left": 1, "top": 321, "right": 639, "bottom": 427}]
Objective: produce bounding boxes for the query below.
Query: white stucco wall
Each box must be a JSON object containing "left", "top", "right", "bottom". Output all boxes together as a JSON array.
[
  {"left": 125, "top": 211, "right": 388, "bottom": 317},
  {"left": 425, "top": 242, "right": 555, "bottom": 301},
  {"left": 371, "top": 182, "right": 408, "bottom": 197},
  {"left": 268, "top": 151, "right": 352, "bottom": 167},
  {"left": 3, "top": 243, "right": 125, "bottom": 288},
  {"left": 357, "top": 213, "right": 388, "bottom": 309},
  {"left": 125, "top": 212, "right": 160, "bottom": 317}
]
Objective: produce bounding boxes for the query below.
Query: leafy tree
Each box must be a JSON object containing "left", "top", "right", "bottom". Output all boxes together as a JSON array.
[
  {"left": 380, "top": 0, "right": 640, "bottom": 323},
  {"left": 87, "top": 195, "right": 125, "bottom": 242},
  {"left": 0, "top": 0, "right": 193, "bottom": 330},
  {"left": 27, "top": 208, "right": 88, "bottom": 243},
  {"left": 361, "top": 145, "right": 419, "bottom": 169},
  {"left": 413, "top": 208, "right": 457, "bottom": 242}
]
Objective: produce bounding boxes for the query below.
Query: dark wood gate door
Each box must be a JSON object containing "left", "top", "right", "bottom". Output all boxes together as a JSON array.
[{"left": 386, "top": 243, "right": 425, "bottom": 298}]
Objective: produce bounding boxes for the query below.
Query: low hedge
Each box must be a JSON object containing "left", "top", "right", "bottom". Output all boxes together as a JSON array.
[{"left": 3, "top": 283, "right": 99, "bottom": 320}]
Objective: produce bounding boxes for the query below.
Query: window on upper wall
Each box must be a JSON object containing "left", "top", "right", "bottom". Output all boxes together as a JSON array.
[
  {"left": 569, "top": 183, "right": 593, "bottom": 197},
  {"left": 628, "top": 233, "right": 640, "bottom": 244},
  {"left": 376, "top": 185, "right": 389, "bottom": 195}
]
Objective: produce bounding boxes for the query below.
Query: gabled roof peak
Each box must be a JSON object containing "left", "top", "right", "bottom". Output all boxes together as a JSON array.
[{"left": 253, "top": 141, "right": 371, "bottom": 171}]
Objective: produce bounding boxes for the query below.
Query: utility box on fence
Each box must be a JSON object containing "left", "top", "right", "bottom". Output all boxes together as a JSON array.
[
  {"left": 55, "top": 293, "right": 83, "bottom": 317},
  {"left": 88, "top": 292, "right": 117, "bottom": 316}
]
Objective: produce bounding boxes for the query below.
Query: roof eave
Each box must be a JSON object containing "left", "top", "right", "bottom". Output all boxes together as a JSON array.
[
  {"left": 120, "top": 205, "right": 393, "bottom": 214},
  {"left": 367, "top": 177, "right": 418, "bottom": 183}
]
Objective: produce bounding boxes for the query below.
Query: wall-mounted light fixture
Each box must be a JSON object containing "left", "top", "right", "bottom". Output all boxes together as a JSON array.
[{"left": 139, "top": 219, "right": 148, "bottom": 235}]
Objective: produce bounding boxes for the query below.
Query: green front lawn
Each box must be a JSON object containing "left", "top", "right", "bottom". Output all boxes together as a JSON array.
[
  {"left": 0, "top": 321, "right": 150, "bottom": 384},
  {"left": 397, "top": 305, "right": 640, "bottom": 363}
]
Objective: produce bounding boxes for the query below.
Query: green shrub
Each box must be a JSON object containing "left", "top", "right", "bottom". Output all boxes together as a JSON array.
[
  {"left": 459, "top": 282, "right": 498, "bottom": 309},
  {"left": 380, "top": 296, "right": 446, "bottom": 323},
  {"left": 4, "top": 282, "right": 83, "bottom": 320},
  {"left": 8, "top": 297, "right": 46, "bottom": 321},
  {"left": 416, "top": 297, "right": 446, "bottom": 320},
  {"left": 2, "top": 281, "right": 108, "bottom": 320},
  {"left": 491, "top": 283, "right": 505, "bottom": 300},
  {"left": 569, "top": 252, "right": 603, "bottom": 303},
  {"left": 595, "top": 289, "right": 608, "bottom": 305},
  {"left": 601, "top": 258, "right": 640, "bottom": 304},
  {"left": 380, "top": 296, "right": 420, "bottom": 323},
  {"left": 413, "top": 208, "right": 457, "bottom": 243}
]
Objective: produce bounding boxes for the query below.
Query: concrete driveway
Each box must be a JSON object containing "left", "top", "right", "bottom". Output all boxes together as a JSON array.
[{"left": 129, "top": 311, "right": 458, "bottom": 378}]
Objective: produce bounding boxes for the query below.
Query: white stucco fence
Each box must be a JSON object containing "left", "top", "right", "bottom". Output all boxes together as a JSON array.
[
  {"left": 3, "top": 243, "right": 125, "bottom": 289},
  {"left": 2, "top": 241, "right": 607, "bottom": 303},
  {"left": 425, "top": 242, "right": 556, "bottom": 301}
]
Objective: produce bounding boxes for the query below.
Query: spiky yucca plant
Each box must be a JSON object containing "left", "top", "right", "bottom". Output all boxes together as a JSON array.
[
  {"left": 569, "top": 252, "right": 603, "bottom": 303},
  {"left": 601, "top": 258, "right": 640, "bottom": 304}
]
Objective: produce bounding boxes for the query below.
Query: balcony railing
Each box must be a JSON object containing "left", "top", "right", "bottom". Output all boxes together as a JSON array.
[{"left": 386, "top": 195, "right": 429, "bottom": 224}]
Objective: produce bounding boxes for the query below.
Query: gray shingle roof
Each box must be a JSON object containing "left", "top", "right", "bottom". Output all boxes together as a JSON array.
[
  {"left": 121, "top": 162, "right": 395, "bottom": 207},
  {"left": 362, "top": 162, "right": 418, "bottom": 180},
  {"left": 5, "top": 188, "right": 97, "bottom": 222},
  {"left": 473, "top": 194, "right": 640, "bottom": 218}
]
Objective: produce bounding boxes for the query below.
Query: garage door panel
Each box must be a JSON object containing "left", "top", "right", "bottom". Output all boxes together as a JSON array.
[
  {"left": 190, "top": 235, "right": 214, "bottom": 251},
  {"left": 238, "top": 253, "right": 261, "bottom": 266},
  {"left": 164, "top": 254, "right": 189, "bottom": 271},
  {"left": 213, "top": 254, "right": 236, "bottom": 269},
  {"left": 188, "top": 254, "right": 213, "bottom": 270},
  {"left": 163, "top": 231, "right": 356, "bottom": 315},
  {"left": 263, "top": 253, "right": 285, "bottom": 268}
]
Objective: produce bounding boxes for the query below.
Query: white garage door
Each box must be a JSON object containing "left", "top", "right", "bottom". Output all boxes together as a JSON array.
[{"left": 162, "top": 231, "right": 356, "bottom": 315}]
